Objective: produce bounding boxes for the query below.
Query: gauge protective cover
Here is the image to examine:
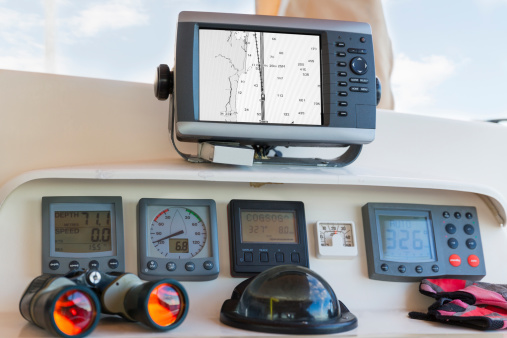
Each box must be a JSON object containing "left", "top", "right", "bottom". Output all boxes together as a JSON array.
[{"left": 220, "top": 265, "right": 357, "bottom": 334}]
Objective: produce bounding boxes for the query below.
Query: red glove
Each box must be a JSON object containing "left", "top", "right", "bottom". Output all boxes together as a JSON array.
[{"left": 409, "top": 279, "right": 507, "bottom": 330}]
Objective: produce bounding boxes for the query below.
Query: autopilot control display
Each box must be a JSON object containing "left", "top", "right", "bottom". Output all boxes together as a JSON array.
[
  {"left": 199, "top": 29, "right": 321, "bottom": 125},
  {"left": 377, "top": 212, "right": 436, "bottom": 262},
  {"left": 41, "top": 196, "right": 125, "bottom": 274},
  {"left": 362, "top": 203, "right": 486, "bottom": 282}
]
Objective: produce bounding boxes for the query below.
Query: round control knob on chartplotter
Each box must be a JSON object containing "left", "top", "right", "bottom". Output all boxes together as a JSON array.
[
  {"left": 376, "top": 77, "right": 381, "bottom": 106},
  {"left": 154, "top": 64, "right": 173, "bottom": 101},
  {"left": 350, "top": 57, "right": 368, "bottom": 75}
]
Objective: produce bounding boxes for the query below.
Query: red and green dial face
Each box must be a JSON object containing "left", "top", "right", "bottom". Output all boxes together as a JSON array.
[{"left": 150, "top": 207, "right": 207, "bottom": 259}]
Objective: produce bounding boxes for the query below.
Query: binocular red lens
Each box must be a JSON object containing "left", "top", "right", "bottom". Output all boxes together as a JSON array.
[
  {"left": 147, "top": 283, "right": 184, "bottom": 327},
  {"left": 53, "top": 289, "right": 98, "bottom": 336},
  {"left": 123, "top": 279, "right": 188, "bottom": 331},
  {"left": 21, "top": 272, "right": 189, "bottom": 336}
]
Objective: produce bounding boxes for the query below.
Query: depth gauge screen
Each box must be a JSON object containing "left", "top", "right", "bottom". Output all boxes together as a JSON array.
[
  {"left": 240, "top": 210, "right": 298, "bottom": 243},
  {"left": 199, "top": 29, "right": 322, "bottom": 125},
  {"left": 54, "top": 211, "right": 112, "bottom": 253}
]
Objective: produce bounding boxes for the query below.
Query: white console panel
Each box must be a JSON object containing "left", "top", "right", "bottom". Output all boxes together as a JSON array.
[
  {"left": 1, "top": 178, "right": 506, "bottom": 337},
  {"left": 2, "top": 70, "right": 507, "bottom": 337}
]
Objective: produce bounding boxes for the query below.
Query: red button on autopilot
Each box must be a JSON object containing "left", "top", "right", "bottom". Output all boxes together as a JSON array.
[
  {"left": 449, "top": 254, "right": 461, "bottom": 267},
  {"left": 468, "top": 254, "right": 480, "bottom": 267}
]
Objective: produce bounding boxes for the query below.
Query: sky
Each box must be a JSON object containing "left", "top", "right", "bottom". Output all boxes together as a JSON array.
[
  {"left": 383, "top": 0, "right": 507, "bottom": 121},
  {"left": 1, "top": 0, "right": 506, "bottom": 121}
]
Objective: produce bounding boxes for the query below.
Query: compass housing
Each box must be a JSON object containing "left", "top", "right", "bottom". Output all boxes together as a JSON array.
[{"left": 220, "top": 265, "right": 358, "bottom": 334}]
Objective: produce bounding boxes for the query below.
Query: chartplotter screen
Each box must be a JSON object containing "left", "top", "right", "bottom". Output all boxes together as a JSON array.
[{"left": 199, "top": 29, "right": 322, "bottom": 125}]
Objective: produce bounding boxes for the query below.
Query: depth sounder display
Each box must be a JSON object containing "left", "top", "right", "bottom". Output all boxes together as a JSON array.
[
  {"left": 199, "top": 29, "right": 321, "bottom": 125},
  {"left": 41, "top": 196, "right": 125, "bottom": 274},
  {"left": 54, "top": 210, "right": 112, "bottom": 253}
]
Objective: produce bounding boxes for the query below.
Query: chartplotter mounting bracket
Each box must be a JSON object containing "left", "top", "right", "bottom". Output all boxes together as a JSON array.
[{"left": 154, "top": 11, "right": 381, "bottom": 167}]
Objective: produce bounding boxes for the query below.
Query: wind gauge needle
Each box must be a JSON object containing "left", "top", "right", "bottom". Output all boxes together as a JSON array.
[{"left": 153, "top": 230, "right": 184, "bottom": 243}]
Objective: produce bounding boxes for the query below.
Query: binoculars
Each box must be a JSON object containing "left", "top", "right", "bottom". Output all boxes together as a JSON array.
[{"left": 20, "top": 269, "right": 189, "bottom": 337}]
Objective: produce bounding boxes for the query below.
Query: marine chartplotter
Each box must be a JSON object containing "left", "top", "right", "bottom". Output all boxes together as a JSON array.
[{"left": 154, "top": 11, "right": 381, "bottom": 167}]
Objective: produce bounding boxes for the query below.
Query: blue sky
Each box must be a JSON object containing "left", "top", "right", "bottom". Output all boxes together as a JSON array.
[
  {"left": 1, "top": 0, "right": 506, "bottom": 121},
  {"left": 383, "top": 0, "right": 507, "bottom": 120}
]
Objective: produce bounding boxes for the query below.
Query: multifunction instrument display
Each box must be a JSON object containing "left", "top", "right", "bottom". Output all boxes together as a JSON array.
[
  {"left": 41, "top": 196, "right": 125, "bottom": 274},
  {"left": 228, "top": 199, "right": 309, "bottom": 277}
]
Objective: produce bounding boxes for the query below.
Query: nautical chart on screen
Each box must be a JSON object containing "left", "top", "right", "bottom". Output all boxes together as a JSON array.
[{"left": 199, "top": 29, "right": 322, "bottom": 125}]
